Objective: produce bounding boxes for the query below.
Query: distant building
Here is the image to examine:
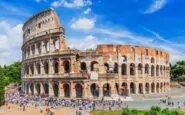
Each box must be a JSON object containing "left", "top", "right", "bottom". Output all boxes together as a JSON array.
[{"left": 21, "top": 8, "right": 170, "bottom": 98}]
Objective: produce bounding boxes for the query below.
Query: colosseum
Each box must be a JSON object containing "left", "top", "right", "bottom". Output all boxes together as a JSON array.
[{"left": 21, "top": 8, "right": 170, "bottom": 99}]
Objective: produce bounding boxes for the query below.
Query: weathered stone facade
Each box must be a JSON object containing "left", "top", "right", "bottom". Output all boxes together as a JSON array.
[{"left": 21, "top": 8, "right": 170, "bottom": 98}]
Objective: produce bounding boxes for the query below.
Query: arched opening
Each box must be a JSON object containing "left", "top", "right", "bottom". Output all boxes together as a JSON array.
[
  {"left": 26, "top": 84, "right": 29, "bottom": 94},
  {"left": 145, "top": 83, "right": 149, "bottom": 94},
  {"left": 37, "top": 43, "right": 41, "bottom": 54},
  {"left": 130, "top": 82, "right": 135, "bottom": 94},
  {"left": 114, "top": 63, "right": 118, "bottom": 73},
  {"left": 31, "top": 45, "right": 35, "bottom": 55},
  {"left": 54, "top": 60, "right": 59, "bottom": 74},
  {"left": 80, "top": 62, "right": 87, "bottom": 71},
  {"left": 63, "top": 60, "right": 70, "bottom": 73},
  {"left": 30, "top": 84, "right": 34, "bottom": 95},
  {"left": 63, "top": 84, "right": 70, "bottom": 98},
  {"left": 156, "top": 65, "right": 159, "bottom": 76},
  {"left": 54, "top": 39, "right": 59, "bottom": 50},
  {"left": 115, "top": 83, "right": 119, "bottom": 95},
  {"left": 44, "top": 61, "right": 49, "bottom": 74},
  {"left": 91, "top": 61, "right": 98, "bottom": 71},
  {"left": 43, "top": 84, "right": 49, "bottom": 96},
  {"left": 103, "top": 83, "right": 110, "bottom": 97},
  {"left": 75, "top": 84, "right": 83, "bottom": 98},
  {"left": 138, "top": 63, "right": 142, "bottom": 75},
  {"left": 53, "top": 83, "right": 59, "bottom": 97},
  {"left": 30, "top": 64, "right": 34, "bottom": 75},
  {"left": 160, "top": 66, "right": 163, "bottom": 75},
  {"left": 156, "top": 83, "right": 159, "bottom": 93},
  {"left": 151, "top": 57, "right": 155, "bottom": 63},
  {"left": 36, "top": 63, "right": 41, "bottom": 74},
  {"left": 151, "top": 65, "right": 155, "bottom": 76},
  {"left": 130, "top": 63, "right": 135, "bottom": 75},
  {"left": 139, "top": 83, "right": 143, "bottom": 94},
  {"left": 121, "top": 64, "right": 127, "bottom": 75},
  {"left": 151, "top": 83, "right": 155, "bottom": 93},
  {"left": 160, "top": 83, "right": 163, "bottom": 92},
  {"left": 145, "top": 64, "right": 149, "bottom": 74},
  {"left": 90, "top": 83, "right": 99, "bottom": 97},
  {"left": 36, "top": 84, "right": 40, "bottom": 95},
  {"left": 121, "top": 83, "right": 128, "bottom": 96},
  {"left": 104, "top": 63, "right": 109, "bottom": 73}
]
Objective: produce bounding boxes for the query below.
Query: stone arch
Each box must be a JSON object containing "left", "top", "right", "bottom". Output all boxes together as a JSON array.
[
  {"left": 114, "top": 63, "right": 118, "bottom": 73},
  {"left": 151, "top": 83, "right": 155, "bottom": 93},
  {"left": 53, "top": 39, "right": 59, "bottom": 50},
  {"left": 31, "top": 44, "right": 35, "bottom": 55},
  {"left": 36, "top": 84, "right": 40, "bottom": 95},
  {"left": 151, "top": 65, "right": 155, "bottom": 76},
  {"left": 63, "top": 84, "right": 70, "bottom": 98},
  {"left": 156, "top": 83, "right": 159, "bottom": 93},
  {"left": 53, "top": 83, "right": 59, "bottom": 97},
  {"left": 160, "top": 82, "right": 163, "bottom": 93},
  {"left": 121, "top": 82, "right": 128, "bottom": 96},
  {"left": 121, "top": 64, "right": 127, "bottom": 75},
  {"left": 80, "top": 62, "right": 87, "bottom": 71},
  {"left": 104, "top": 63, "right": 109, "bottom": 72},
  {"left": 138, "top": 63, "right": 142, "bottom": 74},
  {"left": 130, "top": 82, "right": 136, "bottom": 94},
  {"left": 160, "top": 65, "right": 163, "bottom": 75},
  {"left": 43, "top": 83, "right": 49, "bottom": 95},
  {"left": 156, "top": 65, "right": 159, "bottom": 76},
  {"left": 75, "top": 84, "right": 83, "bottom": 98},
  {"left": 30, "top": 83, "right": 34, "bottom": 95},
  {"left": 103, "top": 83, "right": 111, "bottom": 97},
  {"left": 139, "top": 83, "right": 143, "bottom": 94},
  {"left": 44, "top": 61, "right": 49, "bottom": 74},
  {"left": 53, "top": 60, "right": 59, "bottom": 74},
  {"left": 90, "top": 83, "right": 99, "bottom": 97},
  {"left": 63, "top": 60, "right": 70, "bottom": 73},
  {"left": 145, "top": 83, "right": 149, "bottom": 94},
  {"left": 130, "top": 63, "right": 135, "bottom": 75},
  {"left": 37, "top": 42, "right": 41, "bottom": 54},
  {"left": 30, "top": 64, "right": 34, "bottom": 75},
  {"left": 151, "top": 57, "right": 155, "bottom": 63},
  {"left": 91, "top": 61, "right": 98, "bottom": 71},
  {"left": 145, "top": 64, "right": 149, "bottom": 74},
  {"left": 36, "top": 63, "right": 41, "bottom": 74}
]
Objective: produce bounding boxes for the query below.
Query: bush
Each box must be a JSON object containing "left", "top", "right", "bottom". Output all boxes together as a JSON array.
[{"left": 122, "top": 107, "right": 131, "bottom": 115}]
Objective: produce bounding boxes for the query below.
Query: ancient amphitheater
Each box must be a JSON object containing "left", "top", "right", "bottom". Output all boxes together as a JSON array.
[{"left": 21, "top": 8, "right": 170, "bottom": 99}]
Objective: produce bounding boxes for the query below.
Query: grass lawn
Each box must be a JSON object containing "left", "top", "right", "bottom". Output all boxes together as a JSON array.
[{"left": 92, "top": 110, "right": 146, "bottom": 115}]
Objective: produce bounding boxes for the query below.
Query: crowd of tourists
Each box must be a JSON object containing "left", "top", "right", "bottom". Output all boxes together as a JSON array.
[{"left": 3, "top": 86, "right": 185, "bottom": 114}]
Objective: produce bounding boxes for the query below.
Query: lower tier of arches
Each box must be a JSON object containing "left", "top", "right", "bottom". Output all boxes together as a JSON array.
[{"left": 22, "top": 80, "right": 170, "bottom": 98}]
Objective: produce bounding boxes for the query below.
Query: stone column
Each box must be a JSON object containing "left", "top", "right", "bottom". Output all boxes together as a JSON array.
[
  {"left": 99, "top": 86, "right": 103, "bottom": 97},
  {"left": 127, "top": 82, "right": 130, "bottom": 96},
  {"left": 111, "top": 84, "right": 116, "bottom": 97},
  {"left": 34, "top": 84, "right": 37, "bottom": 95},
  {"left": 70, "top": 82, "right": 75, "bottom": 98},
  {"left": 135, "top": 66, "right": 138, "bottom": 78},
  {"left": 50, "top": 39, "right": 55, "bottom": 52},
  {"left": 49, "top": 59, "right": 54, "bottom": 74},
  {"left": 40, "top": 61, "right": 44, "bottom": 75},
  {"left": 127, "top": 63, "right": 130, "bottom": 77},
  {"left": 135, "top": 83, "right": 139, "bottom": 95},
  {"left": 59, "top": 82, "right": 63, "bottom": 97},
  {"left": 40, "top": 83, "right": 44, "bottom": 95},
  {"left": 49, "top": 82, "right": 54, "bottom": 97},
  {"left": 41, "top": 41, "right": 46, "bottom": 54},
  {"left": 142, "top": 66, "right": 145, "bottom": 77},
  {"left": 70, "top": 58, "right": 75, "bottom": 73},
  {"left": 143, "top": 83, "right": 145, "bottom": 95},
  {"left": 83, "top": 83, "right": 88, "bottom": 98}
]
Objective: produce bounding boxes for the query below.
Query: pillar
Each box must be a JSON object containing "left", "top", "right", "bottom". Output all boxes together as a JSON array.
[
  {"left": 40, "top": 83, "right": 44, "bottom": 95},
  {"left": 34, "top": 84, "right": 37, "bottom": 95},
  {"left": 49, "top": 82, "right": 54, "bottom": 97},
  {"left": 59, "top": 82, "right": 64, "bottom": 97},
  {"left": 70, "top": 83, "right": 75, "bottom": 98},
  {"left": 99, "top": 86, "right": 103, "bottom": 97}
]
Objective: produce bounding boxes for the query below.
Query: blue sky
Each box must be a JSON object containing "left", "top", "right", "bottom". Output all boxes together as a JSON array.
[{"left": 0, "top": 0, "right": 185, "bottom": 65}]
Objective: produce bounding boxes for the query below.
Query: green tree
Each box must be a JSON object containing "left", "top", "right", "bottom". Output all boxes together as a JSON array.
[{"left": 171, "top": 60, "right": 185, "bottom": 79}]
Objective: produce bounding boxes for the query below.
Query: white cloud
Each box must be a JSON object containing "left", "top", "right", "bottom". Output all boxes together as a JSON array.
[
  {"left": 0, "top": 21, "right": 23, "bottom": 65},
  {"left": 71, "top": 17, "right": 95, "bottom": 30},
  {"left": 144, "top": 0, "right": 167, "bottom": 14},
  {"left": 84, "top": 8, "right": 91, "bottom": 14},
  {"left": 51, "top": 0, "right": 92, "bottom": 8}
]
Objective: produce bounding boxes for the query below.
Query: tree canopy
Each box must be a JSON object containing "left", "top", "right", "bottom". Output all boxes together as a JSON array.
[
  {"left": 170, "top": 60, "right": 185, "bottom": 79},
  {"left": 0, "top": 61, "right": 21, "bottom": 106}
]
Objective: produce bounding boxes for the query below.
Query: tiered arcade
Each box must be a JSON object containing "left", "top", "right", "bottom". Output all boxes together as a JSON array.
[{"left": 21, "top": 8, "right": 170, "bottom": 98}]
